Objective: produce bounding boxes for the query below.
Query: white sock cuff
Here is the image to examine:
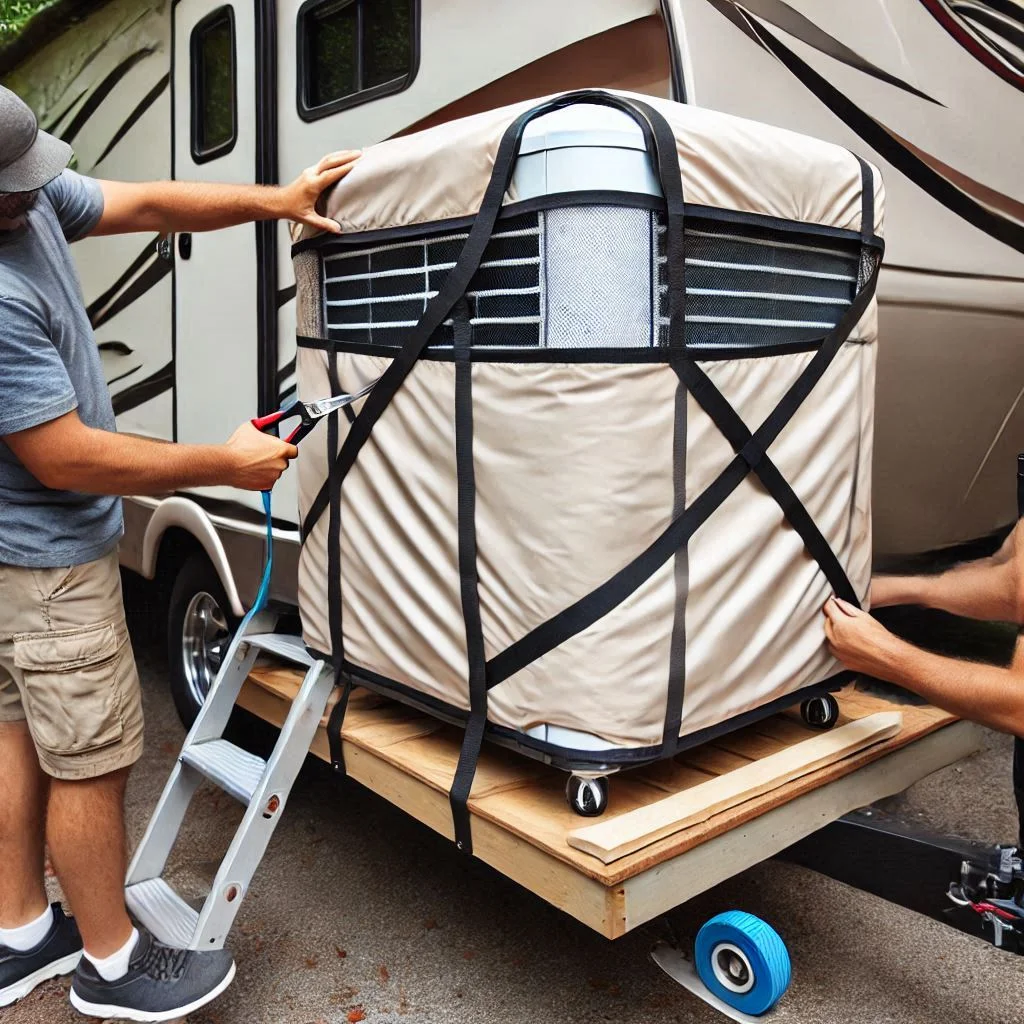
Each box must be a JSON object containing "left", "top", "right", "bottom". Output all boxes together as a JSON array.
[
  {"left": 0, "top": 904, "right": 54, "bottom": 952},
  {"left": 84, "top": 927, "right": 139, "bottom": 982}
]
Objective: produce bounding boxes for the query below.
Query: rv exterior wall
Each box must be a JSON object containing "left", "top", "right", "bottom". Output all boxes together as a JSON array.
[
  {"left": 2, "top": 0, "right": 1020, "bottom": 621},
  {"left": 669, "top": 0, "right": 1024, "bottom": 552}
]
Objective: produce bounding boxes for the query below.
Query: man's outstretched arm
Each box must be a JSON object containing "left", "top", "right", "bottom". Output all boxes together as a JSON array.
[
  {"left": 91, "top": 150, "right": 360, "bottom": 237},
  {"left": 4, "top": 410, "right": 296, "bottom": 496},
  {"left": 872, "top": 520, "right": 1023, "bottom": 623},
  {"left": 824, "top": 597, "right": 1024, "bottom": 736}
]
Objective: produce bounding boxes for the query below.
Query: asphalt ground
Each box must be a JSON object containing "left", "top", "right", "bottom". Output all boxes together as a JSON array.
[{"left": 3, "top": 580, "right": 1024, "bottom": 1024}]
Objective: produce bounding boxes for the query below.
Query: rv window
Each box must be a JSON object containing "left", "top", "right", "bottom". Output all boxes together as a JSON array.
[
  {"left": 191, "top": 7, "right": 237, "bottom": 162},
  {"left": 298, "top": 0, "right": 419, "bottom": 120}
]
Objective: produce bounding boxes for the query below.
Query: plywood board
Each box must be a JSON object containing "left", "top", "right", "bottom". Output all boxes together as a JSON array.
[
  {"left": 567, "top": 713, "right": 902, "bottom": 864},
  {"left": 238, "top": 666, "right": 973, "bottom": 937}
]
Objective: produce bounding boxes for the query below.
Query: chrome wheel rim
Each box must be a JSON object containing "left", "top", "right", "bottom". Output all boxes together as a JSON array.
[
  {"left": 712, "top": 943, "right": 755, "bottom": 995},
  {"left": 182, "top": 591, "right": 230, "bottom": 707}
]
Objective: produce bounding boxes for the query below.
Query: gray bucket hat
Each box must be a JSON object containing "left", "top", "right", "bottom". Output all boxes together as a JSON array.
[{"left": 0, "top": 86, "right": 71, "bottom": 193}]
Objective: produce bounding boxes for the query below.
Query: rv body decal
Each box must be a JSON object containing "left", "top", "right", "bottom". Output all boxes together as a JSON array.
[
  {"left": 707, "top": 0, "right": 1024, "bottom": 255},
  {"left": 921, "top": 0, "right": 1024, "bottom": 89},
  {"left": 4, "top": 0, "right": 173, "bottom": 440}
]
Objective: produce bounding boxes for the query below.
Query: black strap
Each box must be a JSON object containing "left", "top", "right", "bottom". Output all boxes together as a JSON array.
[
  {"left": 484, "top": 258, "right": 880, "bottom": 689},
  {"left": 662, "top": 377, "right": 689, "bottom": 755},
  {"left": 857, "top": 155, "right": 875, "bottom": 243},
  {"left": 301, "top": 90, "right": 688, "bottom": 540},
  {"left": 327, "top": 675, "right": 352, "bottom": 773},
  {"left": 448, "top": 302, "right": 487, "bottom": 854},
  {"left": 326, "top": 349, "right": 348, "bottom": 771},
  {"left": 670, "top": 354, "right": 859, "bottom": 606}
]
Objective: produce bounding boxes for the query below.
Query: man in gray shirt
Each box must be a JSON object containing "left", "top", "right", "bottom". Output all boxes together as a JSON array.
[{"left": 0, "top": 86, "right": 358, "bottom": 1020}]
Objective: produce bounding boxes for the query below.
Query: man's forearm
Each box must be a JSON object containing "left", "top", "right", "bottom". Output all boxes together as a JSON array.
[
  {"left": 875, "top": 559, "right": 1018, "bottom": 622},
  {"left": 46, "top": 425, "right": 237, "bottom": 495},
  {"left": 96, "top": 180, "right": 288, "bottom": 236},
  {"left": 881, "top": 639, "right": 1024, "bottom": 736}
]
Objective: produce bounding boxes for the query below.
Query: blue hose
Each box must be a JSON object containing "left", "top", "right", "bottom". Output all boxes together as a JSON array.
[{"left": 238, "top": 489, "right": 274, "bottom": 630}]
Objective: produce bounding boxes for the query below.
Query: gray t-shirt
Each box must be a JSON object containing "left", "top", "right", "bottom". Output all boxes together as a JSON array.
[{"left": 0, "top": 170, "right": 122, "bottom": 568}]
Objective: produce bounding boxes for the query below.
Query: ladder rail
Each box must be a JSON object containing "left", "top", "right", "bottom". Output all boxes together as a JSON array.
[
  {"left": 189, "top": 659, "right": 334, "bottom": 949},
  {"left": 125, "top": 639, "right": 260, "bottom": 887},
  {"left": 125, "top": 606, "right": 335, "bottom": 951}
]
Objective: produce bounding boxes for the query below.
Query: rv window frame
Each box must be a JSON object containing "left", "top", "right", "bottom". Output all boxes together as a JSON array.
[
  {"left": 296, "top": 0, "right": 420, "bottom": 123},
  {"left": 190, "top": 4, "right": 239, "bottom": 164}
]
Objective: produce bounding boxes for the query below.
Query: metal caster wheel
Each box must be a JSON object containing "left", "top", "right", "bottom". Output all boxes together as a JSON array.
[
  {"left": 695, "top": 911, "right": 791, "bottom": 1017},
  {"left": 800, "top": 693, "right": 840, "bottom": 730},
  {"left": 566, "top": 775, "right": 608, "bottom": 816}
]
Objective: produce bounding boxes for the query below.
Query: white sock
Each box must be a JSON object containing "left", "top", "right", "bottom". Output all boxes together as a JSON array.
[
  {"left": 0, "top": 905, "right": 54, "bottom": 952},
  {"left": 84, "top": 928, "right": 139, "bottom": 982}
]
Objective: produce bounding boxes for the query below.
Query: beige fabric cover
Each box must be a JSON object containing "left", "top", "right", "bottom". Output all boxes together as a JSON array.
[
  {"left": 296, "top": 90, "right": 882, "bottom": 241},
  {"left": 295, "top": 91, "right": 883, "bottom": 753}
]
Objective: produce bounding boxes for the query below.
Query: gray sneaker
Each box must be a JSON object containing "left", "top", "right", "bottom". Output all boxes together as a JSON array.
[
  {"left": 0, "top": 904, "right": 83, "bottom": 1007},
  {"left": 69, "top": 930, "right": 235, "bottom": 1022}
]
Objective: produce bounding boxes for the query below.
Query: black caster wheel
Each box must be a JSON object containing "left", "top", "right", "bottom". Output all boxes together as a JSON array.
[
  {"left": 801, "top": 694, "right": 840, "bottom": 730},
  {"left": 566, "top": 775, "right": 609, "bottom": 816}
]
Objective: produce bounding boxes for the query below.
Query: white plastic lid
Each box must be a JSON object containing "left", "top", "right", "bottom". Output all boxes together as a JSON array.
[{"left": 518, "top": 103, "right": 648, "bottom": 156}]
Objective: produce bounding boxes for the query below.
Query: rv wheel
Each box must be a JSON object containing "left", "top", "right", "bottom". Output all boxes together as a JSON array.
[
  {"left": 168, "top": 554, "right": 238, "bottom": 728},
  {"left": 800, "top": 694, "right": 840, "bottom": 730},
  {"left": 566, "top": 775, "right": 609, "bottom": 816}
]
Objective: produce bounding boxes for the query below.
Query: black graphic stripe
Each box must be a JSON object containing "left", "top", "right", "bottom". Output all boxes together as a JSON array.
[
  {"left": 106, "top": 364, "right": 142, "bottom": 387},
  {"left": 277, "top": 284, "right": 296, "bottom": 308},
  {"left": 94, "top": 73, "right": 169, "bottom": 167},
  {"left": 111, "top": 361, "right": 173, "bottom": 416},
  {"left": 713, "top": 0, "right": 940, "bottom": 102},
  {"left": 275, "top": 356, "right": 296, "bottom": 397},
  {"left": 42, "top": 87, "right": 87, "bottom": 135},
  {"left": 921, "top": 0, "right": 1024, "bottom": 90},
  {"left": 87, "top": 240, "right": 160, "bottom": 326},
  {"left": 91, "top": 257, "right": 172, "bottom": 330},
  {"left": 98, "top": 340, "right": 133, "bottom": 356},
  {"left": 60, "top": 47, "right": 155, "bottom": 145},
  {"left": 727, "top": 9, "right": 1024, "bottom": 253}
]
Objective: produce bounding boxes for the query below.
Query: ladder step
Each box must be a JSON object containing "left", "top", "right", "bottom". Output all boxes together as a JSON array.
[
  {"left": 244, "top": 632, "right": 314, "bottom": 666},
  {"left": 125, "top": 878, "right": 198, "bottom": 949},
  {"left": 181, "top": 739, "right": 266, "bottom": 805}
]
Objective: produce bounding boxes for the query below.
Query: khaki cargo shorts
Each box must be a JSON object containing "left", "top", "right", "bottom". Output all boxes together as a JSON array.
[{"left": 0, "top": 551, "right": 144, "bottom": 780}]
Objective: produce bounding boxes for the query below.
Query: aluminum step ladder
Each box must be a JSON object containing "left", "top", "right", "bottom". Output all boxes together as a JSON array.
[{"left": 125, "top": 629, "right": 333, "bottom": 950}]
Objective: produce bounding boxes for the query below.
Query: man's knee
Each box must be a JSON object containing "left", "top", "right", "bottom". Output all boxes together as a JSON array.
[{"left": 50, "top": 764, "right": 131, "bottom": 798}]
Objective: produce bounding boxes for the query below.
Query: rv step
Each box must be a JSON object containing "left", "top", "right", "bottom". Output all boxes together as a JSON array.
[
  {"left": 181, "top": 739, "right": 266, "bottom": 805},
  {"left": 245, "top": 632, "right": 314, "bottom": 666},
  {"left": 125, "top": 878, "right": 199, "bottom": 950},
  {"left": 126, "top": 632, "right": 334, "bottom": 949}
]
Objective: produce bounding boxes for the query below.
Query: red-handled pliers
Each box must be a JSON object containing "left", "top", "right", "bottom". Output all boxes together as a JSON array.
[{"left": 251, "top": 379, "right": 376, "bottom": 445}]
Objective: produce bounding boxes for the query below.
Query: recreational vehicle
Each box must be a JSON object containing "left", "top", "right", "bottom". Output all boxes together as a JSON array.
[{"left": 2, "top": 0, "right": 1023, "bottom": 725}]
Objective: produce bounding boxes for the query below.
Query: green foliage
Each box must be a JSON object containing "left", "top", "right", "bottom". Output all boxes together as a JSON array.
[{"left": 0, "top": 0, "right": 58, "bottom": 41}]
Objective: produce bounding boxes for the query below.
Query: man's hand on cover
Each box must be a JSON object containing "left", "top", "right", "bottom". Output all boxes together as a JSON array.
[
  {"left": 279, "top": 150, "right": 362, "bottom": 235},
  {"left": 823, "top": 596, "right": 907, "bottom": 680}
]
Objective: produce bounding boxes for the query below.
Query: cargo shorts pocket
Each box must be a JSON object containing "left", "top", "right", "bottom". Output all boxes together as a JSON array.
[{"left": 13, "top": 622, "right": 125, "bottom": 756}]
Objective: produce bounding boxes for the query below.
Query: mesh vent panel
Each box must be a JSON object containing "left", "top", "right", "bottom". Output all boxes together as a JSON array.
[
  {"left": 318, "top": 205, "right": 867, "bottom": 352},
  {"left": 542, "top": 206, "right": 653, "bottom": 348}
]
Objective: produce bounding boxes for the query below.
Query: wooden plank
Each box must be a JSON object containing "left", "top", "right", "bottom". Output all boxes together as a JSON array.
[
  {"left": 568, "top": 712, "right": 903, "bottom": 864},
  {"left": 243, "top": 667, "right": 962, "bottom": 887},
  {"left": 621, "top": 721, "right": 985, "bottom": 932},
  {"left": 235, "top": 679, "right": 626, "bottom": 936},
  {"left": 680, "top": 746, "right": 754, "bottom": 776}
]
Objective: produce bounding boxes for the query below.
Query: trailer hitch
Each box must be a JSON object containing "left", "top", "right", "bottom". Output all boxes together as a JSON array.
[
  {"left": 778, "top": 806, "right": 1024, "bottom": 955},
  {"left": 946, "top": 844, "right": 1024, "bottom": 952}
]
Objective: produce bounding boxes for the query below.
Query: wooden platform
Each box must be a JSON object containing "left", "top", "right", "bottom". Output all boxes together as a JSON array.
[{"left": 238, "top": 666, "right": 983, "bottom": 939}]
